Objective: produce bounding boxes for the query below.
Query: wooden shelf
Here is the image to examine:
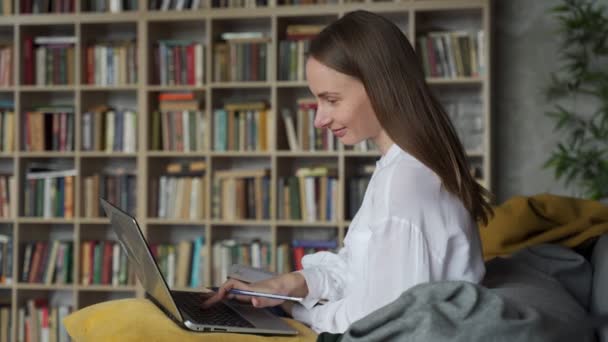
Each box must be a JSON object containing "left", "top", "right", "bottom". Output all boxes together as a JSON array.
[
  {"left": 17, "top": 283, "right": 74, "bottom": 290},
  {"left": 276, "top": 220, "right": 340, "bottom": 228},
  {"left": 77, "top": 285, "right": 137, "bottom": 292},
  {"left": 80, "top": 85, "right": 138, "bottom": 91}
]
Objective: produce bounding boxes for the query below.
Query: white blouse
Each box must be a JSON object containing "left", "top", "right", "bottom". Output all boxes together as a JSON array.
[{"left": 291, "top": 143, "right": 485, "bottom": 334}]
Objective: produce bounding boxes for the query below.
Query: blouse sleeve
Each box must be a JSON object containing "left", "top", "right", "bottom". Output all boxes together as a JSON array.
[
  {"left": 292, "top": 217, "right": 435, "bottom": 333},
  {"left": 296, "top": 246, "right": 353, "bottom": 309}
]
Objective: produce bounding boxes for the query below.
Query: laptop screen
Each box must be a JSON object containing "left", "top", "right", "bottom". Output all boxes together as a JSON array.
[{"left": 100, "top": 198, "right": 184, "bottom": 322}]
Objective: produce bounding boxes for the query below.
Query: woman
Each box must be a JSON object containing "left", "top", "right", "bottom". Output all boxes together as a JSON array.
[{"left": 204, "top": 10, "right": 493, "bottom": 334}]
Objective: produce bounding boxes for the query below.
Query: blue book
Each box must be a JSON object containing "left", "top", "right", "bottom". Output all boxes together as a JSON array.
[{"left": 189, "top": 236, "right": 204, "bottom": 288}]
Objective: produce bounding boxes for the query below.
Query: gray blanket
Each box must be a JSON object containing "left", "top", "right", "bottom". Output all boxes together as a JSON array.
[{"left": 317, "top": 244, "right": 597, "bottom": 342}]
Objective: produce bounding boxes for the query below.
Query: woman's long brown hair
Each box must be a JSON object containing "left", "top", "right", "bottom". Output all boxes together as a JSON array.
[{"left": 308, "top": 10, "right": 493, "bottom": 225}]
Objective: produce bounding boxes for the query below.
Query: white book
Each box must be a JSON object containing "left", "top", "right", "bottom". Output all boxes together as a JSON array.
[
  {"left": 43, "top": 178, "right": 53, "bottom": 218},
  {"left": 195, "top": 43, "right": 204, "bottom": 86},
  {"left": 34, "top": 36, "right": 77, "bottom": 45},
  {"left": 18, "top": 308, "right": 25, "bottom": 342},
  {"left": 182, "top": 111, "right": 190, "bottom": 152},
  {"left": 110, "top": 0, "right": 121, "bottom": 13},
  {"left": 305, "top": 177, "right": 316, "bottom": 222},
  {"left": 44, "top": 240, "right": 60, "bottom": 285},
  {"left": 167, "top": 246, "right": 175, "bottom": 288},
  {"left": 158, "top": 176, "right": 167, "bottom": 218},
  {"left": 197, "top": 110, "right": 205, "bottom": 151},
  {"left": 112, "top": 243, "right": 120, "bottom": 286},
  {"left": 36, "top": 47, "right": 46, "bottom": 86},
  {"left": 58, "top": 307, "right": 69, "bottom": 342},
  {"left": 190, "top": 177, "right": 199, "bottom": 220},
  {"left": 124, "top": 111, "right": 136, "bottom": 153},
  {"left": 281, "top": 108, "right": 299, "bottom": 151}
]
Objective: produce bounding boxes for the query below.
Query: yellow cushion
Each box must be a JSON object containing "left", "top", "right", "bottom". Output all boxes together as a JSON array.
[{"left": 63, "top": 298, "right": 317, "bottom": 342}]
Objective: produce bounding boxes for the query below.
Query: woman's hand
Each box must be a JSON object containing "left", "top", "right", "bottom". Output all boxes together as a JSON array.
[{"left": 202, "top": 272, "right": 308, "bottom": 309}]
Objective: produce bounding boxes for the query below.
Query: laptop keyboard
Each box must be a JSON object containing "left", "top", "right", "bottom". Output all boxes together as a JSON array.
[{"left": 172, "top": 291, "right": 255, "bottom": 328}]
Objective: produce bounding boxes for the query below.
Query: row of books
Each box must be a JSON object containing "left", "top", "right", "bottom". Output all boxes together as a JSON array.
[
  {"left": 153, "top": 161, "right": 206, "bottom": 220},
  {"left": 212, "top": 239, "right": 271, "bottom": 285},
  {"left": 84, "top": 0, "right": 138, "bottom": 12},
  {"left": 0, "top": 234, "right": 12, "bottom": 284},
  {"left": 84, "top": 42, "right": 138, "bottom": 85},
  {"left": 0, "top": 111, "right": 14, "bottom": 152},
  {"left": 280, "top": 239, "right": 338, "bottom": 272},
  {"left": 418, "top": 30, "right": 485, "bottom": 78},
  {"left": 281, "top": 98, "right": 338, "bottom": 152},
  {"left": 210, "top": 0, "right": 267, "bottom": 7},
  {"left": 0, "top": 305, "right": 10, "bottom": 342},
  {"left": 213, "top": 103, "right": 271, "bottom": 152},
  {"left": 214, "top": 32, "right": 269, "bottom": 82},
  {"left": 0, "top": 46, "right": 11, "bottom": 86},
  {"left": 21, "top": 241, "right": 73, "bottom": 285},
  {"left": 81, "top": 108, "right": 138, "bottom": 153},
  {"left": 153, "top": 237, "right": 206, "bottom": 288},
  {"left": 21, "top": 0, "right": 74, "bottom": 13},
  {"left": 23, "top": 36, "right": 76, "bottom": 86},
  {"left": 0, "top": 175, "right": 13, "bottom": 219},
  {"left": 15, "top": 300, "right": 71, "bottom": 342},
  {"left": 149, "top": 0, "right": 203, "bottom": 10},
  {"left": 277, "top": 24, "right": 323, "bottom": 81},
  {"left": 347, "top": 164, "right": 375, "bottom": 219},
  {"left": 23, "top": 169, "right": 76, "bottom": 218},
  {"left": 150, "top": 92, "right": 206, "bottom": 151},
  {"left": 153, "top": 41, "right": 205, "bottom": 86},
  {"left": 211, "top": 168, "right": 270, "bottom": 221},
  {"left": 279, "top": 0, "right": 337, "bottom": 4},
  {"left": 81, "top": 240, "right": 133, "bottom": 286},
  {"left": 442, "top": 97, "right": 484, "bottom": 153},
  {"left": 23, "top": 111, "right": 74, "bottom": 152},
  {"left": 277, "top": 167, "right": 339, "bottom": 222},
  {"left": 83, "top": 172, "right": 137, "bottom": 218}
]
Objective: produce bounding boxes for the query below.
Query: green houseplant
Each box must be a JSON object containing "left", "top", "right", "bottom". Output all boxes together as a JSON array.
[{"left": 544, "top": 0, "right": 608, "bottom": 200}]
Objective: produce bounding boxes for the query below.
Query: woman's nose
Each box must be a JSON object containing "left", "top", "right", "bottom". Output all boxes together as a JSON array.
[{"left": 314, "top": 108, "right": 331, "bottom": 129}]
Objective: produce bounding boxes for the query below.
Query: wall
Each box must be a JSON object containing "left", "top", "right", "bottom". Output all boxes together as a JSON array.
[{"left": 493, "top": 0, "right": 575, "bottom": 202}]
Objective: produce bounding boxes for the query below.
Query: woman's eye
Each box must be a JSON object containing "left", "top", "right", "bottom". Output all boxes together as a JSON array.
[{"left": 326, "top": 98, "right": 338, "bottom": 105}]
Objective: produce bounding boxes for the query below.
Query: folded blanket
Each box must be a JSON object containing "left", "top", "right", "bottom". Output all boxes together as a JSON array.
[
  {"left": 479, "top": 193, "right": 608, "bottom": 259},
  {"left": 317, "top": 244, "right": 597, "bottom": 342}
]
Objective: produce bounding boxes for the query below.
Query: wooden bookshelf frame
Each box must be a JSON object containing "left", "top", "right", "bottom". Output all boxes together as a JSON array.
[{"left": 0, "top": 0, "right": 492, "bottom": 336}]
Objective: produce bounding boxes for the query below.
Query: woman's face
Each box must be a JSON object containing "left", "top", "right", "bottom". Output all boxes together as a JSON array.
[{"left": 306, "top": 57, "right": 384, "bottom": 146}]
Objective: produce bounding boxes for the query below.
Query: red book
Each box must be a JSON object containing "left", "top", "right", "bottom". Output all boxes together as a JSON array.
[
  {"left": 187, "top": 44, "right": 195, "bottom": 85},
  {"left": 101, "top": 242, "right": 113, "bottom": 284},
  {"left": 23, "top": 36, "right": 34, "bottom": 85},
  {"left": 89, "top": 241, "right": 96, "bottom": 285},
  {"left": 158, "top": 92, "right": 194, "bottom": 101},
  {"left": 292, "top": 246, "right": 305, "bottom": 271},
  {"left": 28, "top": 242, "right": 44, "bottom": 283}
]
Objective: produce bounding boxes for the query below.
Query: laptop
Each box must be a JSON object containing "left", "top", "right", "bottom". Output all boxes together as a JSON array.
[{"left": 100, "top": 198, "right": 298, "bottom": 335}]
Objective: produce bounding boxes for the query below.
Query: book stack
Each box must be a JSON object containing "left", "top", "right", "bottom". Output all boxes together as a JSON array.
[
  {"left": 23, "top": 168, "right": 76, "bottom": 218},
  {"left": 84, "top": 40, "right": 138, "bottom": 85},
  {"left": 23, "top": 107, "right": 74, "bottom": 152},
  {"left": 281, "top": 98, "right": 337, "bottom": 152},
  {"left": 275, "top": 239, "right": 338, "bottom": 273},
  {"left": 84, "top": 0, "right": 137, "bottom": 12},
  {"left": 278, "top": 24, "right": 323, "bottom": 81},
  {"left": 81, "top": 240, "right": 132, "bottom": 286},
  {"left": 23, "top": 36, "right": 76, "bottom": 85},
  {"left": 21, "top": 241, "right": 73, "bottom": 285},
  {"left": 213, "top": 101, "right": 271, "bottom": 152},
  {"left": 21, "top": 0, "right": 75, "bottom": 13},
  {"left": 150, "top": 92, "right": 205, "bottom": 151},
  {"left": 150, "top": 237, "right": 206, "bottom": 289},
  {"left": 213, "top": 32, "right": 269, "bottom": 82},
  {"left": 83, "top": 169, "right": 137, "bottom": 217},
  {"left": 18, "top": 300, "right": 71, "bottom": 342},
  {"left": 0, "top": 175, "right": 14, "bottom": 218},
  {"left": 347, "top": 164, "right": 375, "bottom": 219},
  {"left": 81, "top": 105, "right": 137, "bottom": 153},
  {"left": 0, "top": 44, "right": 11, "bottom": 86},
  {"left": 152, "top": 161, "right": 206, "bottom": 220},
  {"left": 212, "top": 168, "right": 270, "bottom": 220},
  {"left": 153, "top": 40, "right": 204, "bottom": 86},
  {"left": 0, "top": 234, "right": 12, "bottom": 284},
  {"left": 0, "top": 110, "right": 14, "bottom": 152},
  {"left": 212, "top": 239, "right": 270, "bottom": 285},
  {"left": 277, "top": 166, "right": 338, "bottom": 222},
  {"left": 417, "top": 30, "right": 484, "bottom": 78}
]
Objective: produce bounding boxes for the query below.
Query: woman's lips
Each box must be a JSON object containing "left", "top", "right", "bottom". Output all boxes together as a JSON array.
[{"left": 332, "top": 128, "right": 346, "bottom": 138}]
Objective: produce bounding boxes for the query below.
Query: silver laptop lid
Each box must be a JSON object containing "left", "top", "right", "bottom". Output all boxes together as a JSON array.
[{"left": 100, "top": 198, "right": 183, "bottom": 322}]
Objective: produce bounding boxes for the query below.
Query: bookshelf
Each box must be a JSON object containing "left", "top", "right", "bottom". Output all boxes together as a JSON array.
[{"left": 0, "top": 0, "right": 492, "bottom": 339}]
